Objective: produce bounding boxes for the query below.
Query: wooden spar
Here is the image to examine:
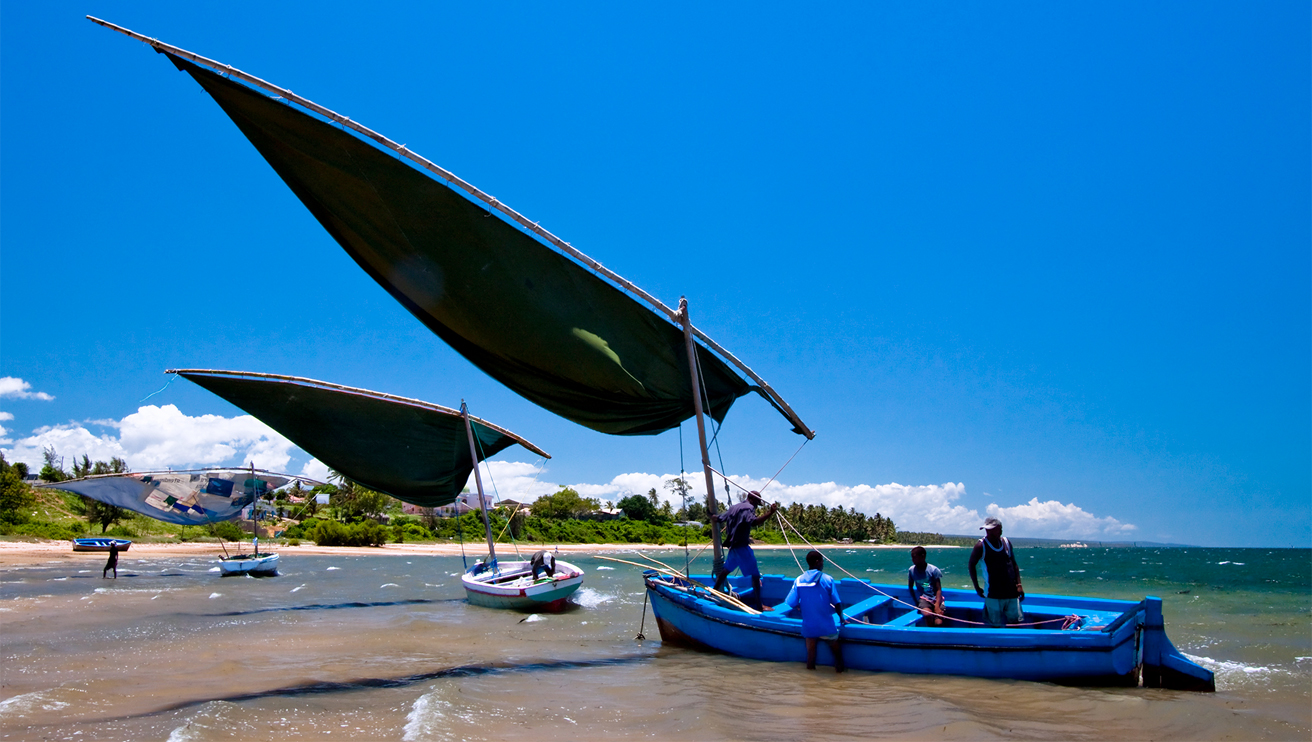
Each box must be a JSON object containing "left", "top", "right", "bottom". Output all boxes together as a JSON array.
[
  {"left": 166, "top": 368, "right": 551, "bottom": 459},
  {"left": 94, "top": 17, "right": 814, "bottom": 440},
  {"left": 679, "top": 298, "right": 725, "bottom": 575},
  {"left": 461, "top": 402, "right": 498, "bottom": 567}
]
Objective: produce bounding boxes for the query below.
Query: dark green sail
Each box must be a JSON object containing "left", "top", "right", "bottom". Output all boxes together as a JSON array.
[
  {"left": 164, "top": 54, "right": 753, "bottom": 436},
  {"left": 176, "top": 371, "right": 548, "bottom": 508}
]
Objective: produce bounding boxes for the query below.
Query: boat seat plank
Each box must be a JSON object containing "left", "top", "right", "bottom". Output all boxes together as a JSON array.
[{"left": 841, "top": 595, "right": 892, "bottom": 621}]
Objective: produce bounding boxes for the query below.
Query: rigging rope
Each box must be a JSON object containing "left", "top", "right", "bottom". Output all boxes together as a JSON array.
[
  {"left": 472, "top": 434, "right": 521, "bottom": 560},
  {"left": 770, "top": 509, "right": 1076, "bottom": 628},
  {"left": 139, "top": 373, "right": 178, "bottom": 403}
]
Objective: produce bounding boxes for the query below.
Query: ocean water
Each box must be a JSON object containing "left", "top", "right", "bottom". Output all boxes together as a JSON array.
[{"left": 0, "top": 546, "right": 1306, "bottom": 740}]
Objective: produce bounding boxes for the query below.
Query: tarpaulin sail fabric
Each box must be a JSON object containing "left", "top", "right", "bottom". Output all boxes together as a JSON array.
[
  {"left": 164, "top": 53, "right": 755, "bottom": 437},
  {"left": 176, "top": 370, "right": 547, "bottom": 508},
  {"left": 48, "top": 470, "right": 291, "bottom": 526}
]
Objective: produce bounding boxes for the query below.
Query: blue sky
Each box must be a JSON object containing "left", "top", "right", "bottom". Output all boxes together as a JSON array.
[{"left": 2, "top": 3, "right": 1307, "bottom": 547}]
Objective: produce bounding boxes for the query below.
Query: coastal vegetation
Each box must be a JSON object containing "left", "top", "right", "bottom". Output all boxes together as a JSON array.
[{"left": 0, "top": 449, "right": 965, "bottom": 548}]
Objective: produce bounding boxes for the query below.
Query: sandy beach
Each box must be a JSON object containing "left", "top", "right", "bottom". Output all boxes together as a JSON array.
[{"left": 0, "top": 538, "right": 957, "bottom": 567}]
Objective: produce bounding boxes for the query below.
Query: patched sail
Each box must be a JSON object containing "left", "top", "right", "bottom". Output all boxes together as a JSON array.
[{"left": 48, "top": 469, "right": 291, "bottom": 526}]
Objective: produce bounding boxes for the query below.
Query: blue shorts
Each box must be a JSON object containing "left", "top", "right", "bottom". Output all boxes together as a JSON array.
[
  {"left": 983, "top": 597, "right": 1023, "bottom": 627},
  {"left": 723, "top": 546, "right": 760, "bottom": 578}
]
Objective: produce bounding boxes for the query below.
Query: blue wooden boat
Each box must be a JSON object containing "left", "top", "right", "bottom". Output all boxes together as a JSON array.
[
  {"left": 644, "top": 571, "right": 1215, "bottom": 691},
  {"left": 72, "top": 538, "right": 132, "bottom": 553}
]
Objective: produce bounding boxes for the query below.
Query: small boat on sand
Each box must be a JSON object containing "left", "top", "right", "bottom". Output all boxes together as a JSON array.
[
  {"left": 462, "top": 558, "right": 585, "bottom": 612},
  {"left": 72, "top": 538, "right": 131, "bottom": 553},
  {"left": 644, "top": 571, "right": 1215, "bottom": 691}
]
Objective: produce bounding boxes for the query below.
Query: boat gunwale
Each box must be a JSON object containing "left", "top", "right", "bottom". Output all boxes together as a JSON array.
[{"left": 645, "top": 574, "right": 1143, "bottom": 652}]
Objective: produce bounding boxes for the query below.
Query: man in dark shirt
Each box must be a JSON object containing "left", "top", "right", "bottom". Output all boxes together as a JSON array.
[
  {"left": 530, "top": 549, "right": 556, "bottom": 580},
  {"left": 712, "top": 490, "right": 778, "bottom": 610},
  {"left": 967, "top": 517, "right": 1024, "bottom": 627}
]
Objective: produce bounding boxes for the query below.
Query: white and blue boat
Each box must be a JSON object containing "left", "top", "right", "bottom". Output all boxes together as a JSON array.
[
  {"left": 644, "top": 570, "right": 1215, "bottom": 691},
  {"left": 72, "top": 538, "right": 131, "bottom": 553}
]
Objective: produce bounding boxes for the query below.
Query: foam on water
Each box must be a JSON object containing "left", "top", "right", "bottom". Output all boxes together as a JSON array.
[
  {"left": 208, "top": 592, "right": 222, "bottom": 599},
  {"left": 571, "top": 587, "right": 614, "bottom": 608},
  {"left": 595, "top": 566, "right": 615, "bottom": 571},
  {"left": 381, "top": 583, "right": 399, "bottom": 588},
  {"left": 0, "top": 688, "right": 72, "bottom": 718},
  {"left": 207, "top": 567, "right": 220, "bottom": 572},
  {"left": 326, "top": 566, "right": 341, "bottom": 571}
]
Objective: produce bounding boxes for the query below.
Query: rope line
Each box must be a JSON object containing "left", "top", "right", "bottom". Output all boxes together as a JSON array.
[
  {"left": 772, "top": 510, "right": 1081, "bottom": 628},
  {"left": 139, "top": 373, "right": 178, "bottom": 403}
]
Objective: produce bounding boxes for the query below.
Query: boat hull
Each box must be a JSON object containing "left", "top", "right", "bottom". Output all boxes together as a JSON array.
[
  {"left": 219, "top": 552, "right": 279, "bottom": 576},
  {"left": 646, "top": 572, "right": 1213, "bottom": 690},
  {"left": 72, "top": 538, "right": 132, "bottom": 552},
  {"left": 462, "top": 559, "right": 584, "bottom": 612}
]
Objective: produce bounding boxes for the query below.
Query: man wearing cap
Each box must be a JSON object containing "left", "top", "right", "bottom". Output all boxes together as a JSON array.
[
  {"left": 967, "top": 517, "right": 1024, "bottom": 627},
  {"left": 712, "top": 490, "right": 778, "bottom": 610}
]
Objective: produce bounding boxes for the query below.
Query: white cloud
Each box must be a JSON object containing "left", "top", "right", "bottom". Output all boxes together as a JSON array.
[
  {"left": 0, "top": 412, "right": 14, "bottom": 422},
  {"left": 986, "top": 498, "right": 1136, "bottom": 539},
  {"left": 0, "top": 377, "right": 54, "bottom": 401},
  {"left": 2, "top": 404, "right": 296, "bottom": 472},
  {"left": 301, "top": 458, "right": 331, "bottom": 483},
  {"left": 470, "top": 462, "right": 1136, "bottom": 540}
]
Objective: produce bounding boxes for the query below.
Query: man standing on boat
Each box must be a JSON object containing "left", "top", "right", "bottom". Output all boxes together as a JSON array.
[
  {"left": 968, "top": 517, "right": 1024, "bottom": 627},
  {"left": 712, "top": 490, "right": 777, "bottom": 610}
]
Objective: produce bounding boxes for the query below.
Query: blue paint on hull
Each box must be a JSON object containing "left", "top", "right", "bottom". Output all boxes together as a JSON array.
[{"left": 645, "top": 572, "right": 1213, "bottom": 690}]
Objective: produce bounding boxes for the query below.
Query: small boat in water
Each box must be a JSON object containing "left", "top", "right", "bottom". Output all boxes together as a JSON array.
[
  {"left": 219, "top": 548, "right": 279, "bottom": 576},
  {"left": 72, "top": 538, "right": 131, "bottom": 553},
  {"left": 644, "top": 571, "right": 1215, "bottom": 691},
  {"left": 462, "top": 558, "right": 585, "bottom": 612}
]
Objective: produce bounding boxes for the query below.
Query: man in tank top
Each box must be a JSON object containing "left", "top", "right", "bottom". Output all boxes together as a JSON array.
[{"left": 967, "top": 517, "right": 1024, "bottom": 627}]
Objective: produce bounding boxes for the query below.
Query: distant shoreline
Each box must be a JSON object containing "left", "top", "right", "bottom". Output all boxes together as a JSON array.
[{"left": 0, "top": 539, "right": 961, "bottom": 567}]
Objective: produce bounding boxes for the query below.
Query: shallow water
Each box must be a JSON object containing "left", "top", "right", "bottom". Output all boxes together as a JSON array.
[{"left": 1, "top": 547, "right": 1307, "bottom": 740}]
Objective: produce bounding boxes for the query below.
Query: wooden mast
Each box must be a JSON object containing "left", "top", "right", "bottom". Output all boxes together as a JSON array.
[
  {"left": 461, "top": 402, "right": 498, "bottom": 568},
  {"left": 679, "top": 298, "right": 725, "bottom": 574}
]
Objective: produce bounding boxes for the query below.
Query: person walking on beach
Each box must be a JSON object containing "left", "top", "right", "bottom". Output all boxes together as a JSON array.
[
  {"left": 968, "top": 517, "right": 1023, "bottom": 627},
  {"left": 103, "top": 543, "right": 119, "bottom": 579},
  {"left": 780, "top": 550, "right": 846, "bottom": 672},
  {"left": 712, "top": 490, "right": 778, "bottom": 610},
  {"left": 907, "top": 546, "right": 945, "bottom": 626}
]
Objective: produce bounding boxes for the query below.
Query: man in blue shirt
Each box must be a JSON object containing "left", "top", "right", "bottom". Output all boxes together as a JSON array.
[
  {"left": 780, "top": 550, "right": 845, "bottom": 672},
  {"left": 907, "top": 545, "right": 945, "bottom": 626},
  {"left": 712, "top": 490, "right": 778, "bottom": 610}
]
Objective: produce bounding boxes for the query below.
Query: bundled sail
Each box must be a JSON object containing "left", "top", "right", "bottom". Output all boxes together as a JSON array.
[
  {"left": 173, "top": 370, "right": 549, "bottom": 508},
  {"left": 89, "top": 16, "right": 810, "bottom": 439},
  {"left": 48, "top": 469, "right": 291, "bottom": 526}
]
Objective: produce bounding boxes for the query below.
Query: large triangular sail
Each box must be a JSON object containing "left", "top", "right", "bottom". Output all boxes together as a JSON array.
[
  {"left": 89, "top": 17, "right": 813, "bottom": 441},
  {"left": 172, "top": 370, "right": 550, "bottom": 508}
]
